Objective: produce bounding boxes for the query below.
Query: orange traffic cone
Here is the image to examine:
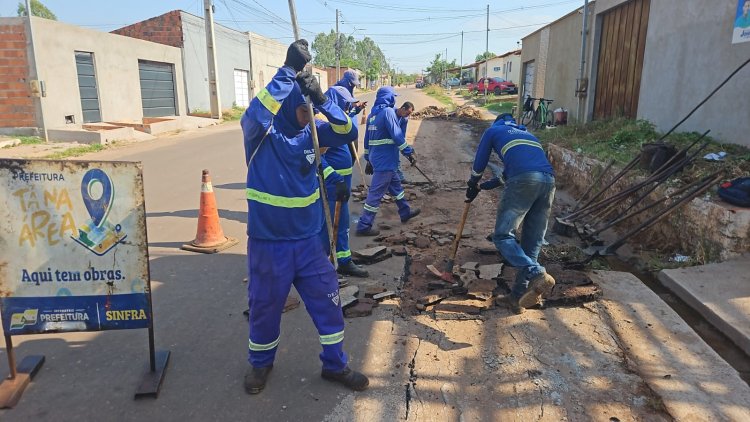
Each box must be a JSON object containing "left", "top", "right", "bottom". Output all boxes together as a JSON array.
[{"left": 181, "top": 169, "right": 238, "bottom": 253}]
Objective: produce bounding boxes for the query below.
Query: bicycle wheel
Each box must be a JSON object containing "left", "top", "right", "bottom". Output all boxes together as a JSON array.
[
  {"left": 520, "top": 110, "right": 534, "bottom": 126},
  {"left": 546, "top": 109, "right": 555, "bottom": 127}
]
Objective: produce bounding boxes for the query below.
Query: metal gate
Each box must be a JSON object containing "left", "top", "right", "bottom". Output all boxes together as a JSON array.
[
  {"left": 522, "top": 60, "right": 535, "bottom": 100},
  {"left": 233, "top": 69, "right": 250, "bottom": 108},
  {"left": 138, "top": 60, "right": 176, "bottom": 117},
  {"left": 593, "top": 0, "right": 651, "bottom": 119},
  {"left": 75, "top": 52, "right": 101, "bottom": 123}
]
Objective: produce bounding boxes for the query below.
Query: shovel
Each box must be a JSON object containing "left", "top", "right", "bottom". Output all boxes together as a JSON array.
[
  {"left": 426, "top": 201, "right": 472, "bottom": 283},
  {"left": 411, "top": 162, "right": 437, "bottom": 194}
]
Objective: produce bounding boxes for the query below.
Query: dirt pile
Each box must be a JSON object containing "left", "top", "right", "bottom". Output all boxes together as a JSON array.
[{"left": 411, "top": 105, "right": 485, "bottom": 123}]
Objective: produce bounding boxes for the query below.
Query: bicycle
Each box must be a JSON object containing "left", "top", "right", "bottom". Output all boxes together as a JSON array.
[{"left": 519, "top": 97, "right": 554, "bottom": 129}]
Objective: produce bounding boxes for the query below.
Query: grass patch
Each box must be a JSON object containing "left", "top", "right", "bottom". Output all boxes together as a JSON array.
[
  {"left": 44, "top": 144, "right": 106, "bottom": 159},
  {"left": 484, "top": 102, "right": 515, "bottom": 114},
  {"left": 222, "top": 105, "right": 245, "bottom": 121},
  {"left": 535, "top": 118, "right": 750, "bottom": 181},
  {"left": 422, "top": 85, "right": 455, "bottom": 108},
  {"left": 19, "top": 136, "right": 44, "bottom": 145}
]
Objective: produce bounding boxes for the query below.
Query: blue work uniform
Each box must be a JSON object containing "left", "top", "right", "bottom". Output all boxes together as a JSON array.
[
  {"left": 395, "top": 114, "right": 409, "bottom": 181},
  {"left": 319, "top": 86, "right": 358, "bottom": 265},
  {"left": 357, "top": 87, "right": 414, "bottom": 231},
  {"left": 241, "top": 65, "right": 357, "bottom": 371},
  {"left": 470, "top": 120, "right": 555, "bottom": 298}
]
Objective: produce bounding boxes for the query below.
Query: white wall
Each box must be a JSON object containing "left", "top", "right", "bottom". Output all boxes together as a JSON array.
[
  {"left": 248, "top": 32, "right": 286, "bottom": 98},
  {"left": 31, "top": 17, "right": 185, "bottom": 128}
]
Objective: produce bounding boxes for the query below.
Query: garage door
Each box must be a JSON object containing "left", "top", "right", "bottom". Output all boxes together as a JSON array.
[
  {"left": 75, "top": 52, "right": 101, "bottom": 123},
  {"left": 522, "top": 60, "right": 535, "bottom": 100},
  {"left": 138, "top": 60, "right": 176, "bottom": 117},
  {"left": 234, "top": 69, "right": 250, "bottom": 108}
]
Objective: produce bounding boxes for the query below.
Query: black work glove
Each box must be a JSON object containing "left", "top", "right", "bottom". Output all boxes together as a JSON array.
[
  {"left": 334, "top": 180, "right": 349, "bottom": 202},
  {"left": 365, "top": 162, "right": 374, "bottom": 175},
  {"left": 465, "top": 179, "right": 480, "bottom": 203},
  {"left": 296, "top": 72, "right": 327, "bottom": 105},
  {"left": 406, "top": 154, "right": 416, "bottom": 165},
  {"left": 284, "top": 39, "right": 311, "bottom": 72},
  {"left": 479, "top": 178, "right": 502, "bottom": 190}
]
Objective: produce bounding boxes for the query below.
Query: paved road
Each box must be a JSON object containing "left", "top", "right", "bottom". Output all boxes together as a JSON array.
[{"left": 0, "top": 86, "right": 443, "bottom": 421}]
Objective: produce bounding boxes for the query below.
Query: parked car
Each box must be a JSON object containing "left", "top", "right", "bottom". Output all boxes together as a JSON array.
[
  {"left": 471, "top": 77, "right": 518, "bottom": 95},
  {"left": 445, "top": 77, "right": 460, "bottom": 87},
  {"left": 415, "top": 81, "right": 425, "bottom": 88}
]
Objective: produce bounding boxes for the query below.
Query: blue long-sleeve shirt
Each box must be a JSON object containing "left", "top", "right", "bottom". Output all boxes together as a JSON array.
[
  {"left": 363, "top": 88, "right": 413, "bottom": 172},
  {"left": 241, "top": 66, "right": 358, "bottom": 240},
  {"left": 471, "top": 122, "right": 554, "bottom": 181}
]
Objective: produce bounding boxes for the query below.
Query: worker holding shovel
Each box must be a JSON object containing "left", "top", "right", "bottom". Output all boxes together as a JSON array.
[
  {"left": 465, "top": 113, "right": 556, "bottom": 314},
  {"left": 241, "top": 39, "right": 368, "bottom": 394},
  {"left": 356, "top": 86, "right": 420, "bottom": 236}
]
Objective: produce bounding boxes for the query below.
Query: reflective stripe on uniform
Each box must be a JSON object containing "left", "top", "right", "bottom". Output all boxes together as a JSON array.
[
  {"left": 363, "top": 204, "right": 379, "bottom": 213},
  {"left": 320, "top": 330, "right": 345, "bottom": 345},
  {"left": 257, "top": 88, "right": 281, "bottom": 115},
  {"left": 336, "top": 250, "right": 352, "bottom": 259},
  {"left": 249, "top": 336, "right": 280, "bottom": 351},
  {"left": 398, "top": 142, "right": 409, "bottom": 151},
  {"left": 471, "top": 169, "right": 482, "bottom": 177},
  {"left": 335, "top": 167, "right": 353, "bottom": 176},
  {"left": 500, "top": 139, "right": 543, "bottom": 157},
  {"left": 363, "top": 149, "right": 369, "bottom": 155},
  {"left": 395, "top": 191, "right": 405, "bottom": 200},
  {"left": 330, "top": 116, "right": 353, "bottom": 134},
  {"left": 369, "top": 139, "right": 395, "bottom": 146},
  {"left": 323, "top": 166, "right": 335, "bottom": 179},
  {"left": 246, "top": 188, "right": 320, "bottom": 208}
]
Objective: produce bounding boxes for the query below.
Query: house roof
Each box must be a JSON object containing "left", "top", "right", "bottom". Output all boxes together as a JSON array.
[{"left": 446, "top": 49, "right": 522, "bottom": 72}]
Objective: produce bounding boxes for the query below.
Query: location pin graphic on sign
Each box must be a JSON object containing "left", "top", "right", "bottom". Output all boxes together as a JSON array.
[{"left": 81, "top": 169, "right": 114, "bottom": 228}]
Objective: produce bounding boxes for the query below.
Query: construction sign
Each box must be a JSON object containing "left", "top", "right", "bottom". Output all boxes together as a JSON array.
[{"left": 0, "top": 159, "right": 150, "bottom": 334}]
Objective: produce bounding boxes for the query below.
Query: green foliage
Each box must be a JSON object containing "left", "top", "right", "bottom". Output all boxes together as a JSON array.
[
  {"left": 222, "top": 105, "right": 245, "bottom": 121},
  {"left": 311, "top": 32, "right": 387, "bottom": 87},
  {"left": 18, "top": 136, "right": 43, "bottom": 145},
  {"left": 475, "top": 51, "right": 496, "bottom": 62},
  {"left": 485, "top": 102, "right": 515, "bottom": 114},
  {"left": 17, "top": 0, "right": 56, "bottom": 19},
  {"left": 422, "top": 85, "right": 454, "bottom": 107},
  {"left": 45, "top": 144, "right": 105, "bottom": 159},
  {"left": 425, "top": 54, "right": 457, "bottom": 85}
]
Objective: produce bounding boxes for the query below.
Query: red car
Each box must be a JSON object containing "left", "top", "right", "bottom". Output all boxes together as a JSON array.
[{"left": 471, "top": 77, "right": 517, "bottom": 95}]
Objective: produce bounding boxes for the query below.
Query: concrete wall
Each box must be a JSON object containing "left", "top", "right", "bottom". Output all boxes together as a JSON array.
[
  {"left": 484, "top": 52, "right": 521, "bottom": 83},
  {"left": 0, "top": 18, "right": 35, "bottom": 129},
  {"left": 636, "top": 0, "right": 750, "bottom": 147},
  {"left": 180, "top": 12, "right": 251, "bottom": 111},
  {"left": 311, "top": 66, "right": 329, "bottom": 93},
  {"left": 111, "top": 10, "right": 183, "bottom": 48},
  {"left": 520, "top": 29, "right": 541, "bottom": 103},
  {"left": 248, "top": 32, "right": 285, "bottom": 98},
  {"left": 30, "top": 17, "right": 185, "bottom": 128}
]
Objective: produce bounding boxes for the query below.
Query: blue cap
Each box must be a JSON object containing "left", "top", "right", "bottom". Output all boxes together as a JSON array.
[
  {"left": 330, "top": 85, "right": 357, "bottom": 104},
  {"left": 343, "top": 70, "right": 360, "bottom": 87}
]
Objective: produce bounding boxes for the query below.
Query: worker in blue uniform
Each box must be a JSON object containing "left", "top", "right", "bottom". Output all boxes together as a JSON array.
[
  {"left": 465, "top": 113, "right": 556, "bottom": 314},
  {"left": 320, "top": 86, "right": 369, "bottom": 278},
  {"left": 356, "top": 86, "right": 420, "bottom": 236},
  {"left": 395, "top": 101, "right": 415, "bottom": 183},
  {"left": 241, "top": 39, "right": 368, "bottom": 394}
]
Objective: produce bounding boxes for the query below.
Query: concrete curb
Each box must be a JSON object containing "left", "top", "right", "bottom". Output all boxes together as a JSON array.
[{"left": 594, "top": 270, "right": 750, "bottom": 421}]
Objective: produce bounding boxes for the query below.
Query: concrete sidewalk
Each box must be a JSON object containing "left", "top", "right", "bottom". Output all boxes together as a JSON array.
[{"left": 659, "top": 256, "right": 750, "bottom": 356}]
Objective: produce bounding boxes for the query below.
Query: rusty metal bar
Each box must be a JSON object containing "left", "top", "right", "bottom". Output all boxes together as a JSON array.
[{"left": 571, "top": 159, "right": 615, "bottom": 212}]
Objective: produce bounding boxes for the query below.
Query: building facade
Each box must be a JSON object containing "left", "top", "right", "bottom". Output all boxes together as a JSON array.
[{"left": 0, "top": 16, "right": 186, "bottom": 134}]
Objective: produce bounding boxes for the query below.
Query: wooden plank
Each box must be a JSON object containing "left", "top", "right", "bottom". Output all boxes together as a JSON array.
[
  {"left": 619, "top": 1, "right": 635, "bottom": 117},
  {"left": 624, "top": 0, "right": 644, "bottom": 118},
  {"left": 612, "top": 4, "right": 628, "bottom": 117},
  {"left": 594, "top": 12, "right": 613, "bottom": 119},
  {"left": 601, "top": 11, "right": 616, "bottom": 119},
  {"left": 607, "top": 6, "right": 625, "bottom": 118},
  {"left": 631, "top": 0, "right": 651, "bottom": 116}
]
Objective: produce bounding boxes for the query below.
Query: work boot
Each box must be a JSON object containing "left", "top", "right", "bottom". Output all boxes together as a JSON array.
[
  {"left": 499, "top": 295, "right": 524, "bottom": 315},
  {"left": 321, "top": 366, "right": 369, "bottom": 391},
  {"left": 337, "top": 261, "right": 369, "bottom": 278},
  {"left": 518, "top": 273, "right": 556, "bottom": 309},
  {"left": 355, "top": 227, "right": 380, "bottom": 237},
  {"left": 244, "top": 365, "right": 273, "bottom": 394},
  {"left": 401, "top": 208, "right": 421, "bottom": 223}
]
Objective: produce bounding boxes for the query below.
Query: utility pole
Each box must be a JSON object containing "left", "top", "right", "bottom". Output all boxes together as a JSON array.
[
  {"left": 204, "top": 0, "right": 222, "bottom": 119},
  {"left": 335, "top": 9, "right": 340, "bottom": 81},
  {"left": 459, "top": 31, "right": 464, "bottom": 85},
  {"left": 484, "top": 4, "right": 490, "bottom": 105},
  {"left": 25, "top": 0, "right": 47, "bottom": 141},
  {"left": 577, "top": 0, "right": 590, "bottom": 123},
  {"left": 445, "top": 48, "right": 448, "bottom": 88}
]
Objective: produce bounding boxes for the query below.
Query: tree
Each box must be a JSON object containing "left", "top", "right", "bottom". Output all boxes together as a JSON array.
[
  {"left": 17, "top": 0, "right": 57, "bottom": 20},
  {"left": 475, "top": 51, "right": 496, "bottom": 62},
  {"left": 425, "top": 54, "right": 456, "bottom": 85},
  {"left": 311, "top": 32, "right": 388, "bottom": 86}
]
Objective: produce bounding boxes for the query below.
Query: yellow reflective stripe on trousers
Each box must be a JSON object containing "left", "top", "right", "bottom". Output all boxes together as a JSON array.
[
  {"left": 246, "top": 188, "right": 320, "bottom": 208},
  {"left": 395, "top": 191, "right": 405, "bottom": 200},
  {"left": 323, "top": 166, "right": 335, "bottom": 179},
  {"left": 257, "top": 88, "right": 281, "bottom": 115},
  {"left": 330, "top": 115, "right": 353, "bottom": 134},
  {"left": 500, "top": 139, "right": 543, "bottom": 157},
  {"left": 336, "top": 250, "right": 351, "bottom": 259},
  {"left": 249, "top": 337, "right": 280, "bottom": 351},
  {"left": 369, "top": 139, "right": 395, "bottom": 146},
  {"left": 363, "top": 148, "right": 369, "bottom": 155},
  {"left": 320, "top": 330, "right": 345, "bottom": 345},
  {"left": 335, "top": 167, "right": 353, "bottom": 176},
  {"left": 363, "top": 204, "right": 379, "bottom": 213}
]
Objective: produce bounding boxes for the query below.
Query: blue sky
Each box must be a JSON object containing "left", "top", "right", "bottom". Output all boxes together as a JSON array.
[{"left": 1, "top": 0, "right": 584, "bottom": 73}]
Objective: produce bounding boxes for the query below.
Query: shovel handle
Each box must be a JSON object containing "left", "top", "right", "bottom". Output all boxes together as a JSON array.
[
  {"left": 331, "top": 201, "right": 342, "bottom": 265},
  {"left": 448, "top": 202, "right": 471, "bottom": 261}
]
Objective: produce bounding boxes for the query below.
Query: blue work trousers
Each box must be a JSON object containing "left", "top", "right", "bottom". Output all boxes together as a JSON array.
[
  {"left": 356, "top": 170, "right": 410, "bottom": 231},
  {"left": 491, "top": 171, "right": 556, "bottom": 298},
  {"left": 320, "top": 199, "right": 352, "bottom": 265},
  {"left": 247, "top": 236, "right": 348, "bottom": 371}
]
